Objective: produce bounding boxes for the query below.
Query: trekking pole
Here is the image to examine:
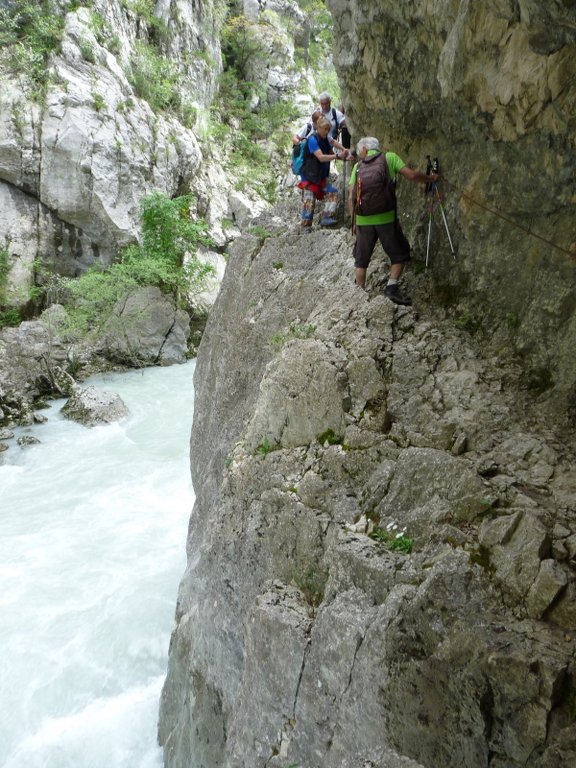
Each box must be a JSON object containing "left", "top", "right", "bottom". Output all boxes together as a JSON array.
[
  {"left": 432, "top": 158, "right": 456, "bottom": 260},
  {"left": 342, "top": 152, "right": 348, "bottom": 225},
  {"left": 425, "top": 156, "right": 434, "bottom": 269}
]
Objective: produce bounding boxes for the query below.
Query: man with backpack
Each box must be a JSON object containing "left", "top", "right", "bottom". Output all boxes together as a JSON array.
[
  {"left": 349, "top": 136, "right": 439, "bottom": 304},
  {"left": 318, "top": 92, "right": 346, "bottom": 141}
]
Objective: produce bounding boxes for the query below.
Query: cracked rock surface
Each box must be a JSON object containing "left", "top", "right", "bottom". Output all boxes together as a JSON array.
[{"left": 159, "top": 228, "right": 576, "bottom": 768}]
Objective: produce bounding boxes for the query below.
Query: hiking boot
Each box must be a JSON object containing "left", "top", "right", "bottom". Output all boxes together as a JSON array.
[
  {"left": 320, "top": 216, "right": 337, "bottom": 227},
  {"left": 384, "top": 283, "right": 412, "bottom": 306}
]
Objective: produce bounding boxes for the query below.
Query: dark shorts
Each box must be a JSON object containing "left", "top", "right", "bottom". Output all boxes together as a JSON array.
[{"left": 353, "top": 221, "right": 411, "bottom": 269}]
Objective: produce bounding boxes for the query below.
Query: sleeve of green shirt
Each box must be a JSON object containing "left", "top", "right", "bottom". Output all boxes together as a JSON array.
[{"left": 385, "top": 151, "right": 406, "bottom": 176}]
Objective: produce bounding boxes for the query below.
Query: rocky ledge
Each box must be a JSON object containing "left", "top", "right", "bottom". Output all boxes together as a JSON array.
[{"left": 159, "top": 227, "right": 576, "bottom": 768}]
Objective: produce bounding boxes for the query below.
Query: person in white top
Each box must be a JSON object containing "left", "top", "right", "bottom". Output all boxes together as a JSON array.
[{"left": 318, "top": 91, "right": 346, "bottom": 140}]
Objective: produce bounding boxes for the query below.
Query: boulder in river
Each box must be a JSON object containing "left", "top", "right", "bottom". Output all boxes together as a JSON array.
[{"left": 61, "top": 386, "right": 129, "bottom": 427}]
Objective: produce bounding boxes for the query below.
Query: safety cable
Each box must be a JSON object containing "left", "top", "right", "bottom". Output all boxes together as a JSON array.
[{"left": 440, "top": 178, "right": 575, "bottom": 259}]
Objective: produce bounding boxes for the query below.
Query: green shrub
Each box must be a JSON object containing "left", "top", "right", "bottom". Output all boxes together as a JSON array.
[
  {"left": 0, "top": 309, "right": 21, "bottom": 329},
  {"left": 128, "top": 41, "right": 180, "bottom": 113},
  {"left": 0, "top": 1, "right": 69, "bottom": 93},
  {"left": 62, "top": 193, "right": 214, "bottom": 338},
  {"left": 210, "top": 7, "right": 302, "bottom": 204},
  {"left": 293, "top": 567, "right": 328, "bottom": 613},
  {"left": 92, "top": 91, "right": 105, "bottom": 111},
  {"left": 256, "top": 436, "right": 273, "bottom": 457},
  {"left": 454, "top": 311, "right": 481, "bottom": 334},
  {"left": 221, "top": 13, "right": 268, "bottom": 85},
  {"left": 369, "top": 527, "right": 414, "bottom": 554},
  {"left": 79, "top": 39, "right": 96, "bottom": 63},
  {"left": 120, "top": 0, "right": 168, "bottom": 41},
  {"left": 271, "top": 322, "right": 316, "bottom": 347},
  {"left": 317, "top": 429, "right": 342, "bottom": 446}
]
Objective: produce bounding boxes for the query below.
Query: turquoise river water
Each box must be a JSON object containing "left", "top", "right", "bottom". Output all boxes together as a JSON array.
[{"left": 0, "top": 360, "right": 196, "bottom": 768}]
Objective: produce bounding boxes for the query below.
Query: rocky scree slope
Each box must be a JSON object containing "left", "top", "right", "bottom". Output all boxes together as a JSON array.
[{"left": 159, "top": 227, "right": 576, "bottom": 768}]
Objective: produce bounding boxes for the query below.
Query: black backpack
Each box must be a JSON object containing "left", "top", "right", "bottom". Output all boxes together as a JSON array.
[
  {"left": 329, "top": 107, "right": 339, "bottom": 139},
  {"left": 352, "top": 153, "right": 396, "bottom": 216},
  {"left": 299, "top": 132, "right": 325, "bottom": 183}
]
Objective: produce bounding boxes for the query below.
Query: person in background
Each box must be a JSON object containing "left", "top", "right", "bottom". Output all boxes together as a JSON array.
[
  {"left": 298, "top": 115, "right": 342, "bottom": 229},
  {"left": 292, "top": 109, "right": 348, "bottom": 155},
  {"left": 348, "top": 136, "right": 439, "bottom": 304},
  {"left": 292, "top": 109, "right": 322, "bottom": 146},
  {"left": 318, "top": 92, "right": 346, "bottom": 140}
]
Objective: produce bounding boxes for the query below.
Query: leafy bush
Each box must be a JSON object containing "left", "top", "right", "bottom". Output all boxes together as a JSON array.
[
  {"left": 0, "top": 309, "right": 22, "bottom": 329},
  {"left": 271, "top": 322, "right": 316, "bottom": 347},
  {"left": 209, "top": 6, "right": 302, "bottom": 203},
  {"left": 294, "top": 0, "right": 339, "bottom": 99},
  {"left": 221, "top": 13, "right": 268, "bottom": 85},
  {"left": 0, "top": 0, "right": 71, "bottom": 94},
  {"left": 369, "top": 527, "right": 413, "bottom": 554},
  {"left": 256, "top": 436, "right": 273, "bottom": 457},
  {"left": 79, "top": 39, "right": 96, "bottom": 63},
  {"left": 293, "top": 566, "right": 328, "bottom": 614},
  {"left": 128, "top": 41, "right": 181, "bottom": 113},
  {"left": 120, "top": 0, "right": 168, "bottom": 42},
  {"left": 62, "top": 193, "right": 215, "bottom": 338},
  {"left": 0, "top": 247, "right": 22, "bottom": 327}
]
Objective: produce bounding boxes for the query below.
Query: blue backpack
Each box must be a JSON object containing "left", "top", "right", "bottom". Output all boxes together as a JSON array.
[{"left": 291, "top": 136, "right": 311, "bottom": 175}]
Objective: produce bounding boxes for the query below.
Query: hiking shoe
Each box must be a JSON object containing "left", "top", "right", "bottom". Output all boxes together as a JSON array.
[
  {"left": 320, "top": 216, "right": 337, "bottom": 227},
  {"left": 384, "top": 283, "right": 412, "bottom": 306}
]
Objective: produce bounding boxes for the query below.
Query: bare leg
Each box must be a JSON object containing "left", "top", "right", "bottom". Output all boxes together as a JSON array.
[
  {"left": 355, "top": 267, "right": 367, "bottom": 289},
  {"left": 388, "top": 263, "right": 404, "bottom": 281}
]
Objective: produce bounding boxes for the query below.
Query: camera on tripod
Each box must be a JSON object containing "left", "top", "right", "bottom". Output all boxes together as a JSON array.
[{"left": 425, "top": 156, "right": 440, "bottom": 193}]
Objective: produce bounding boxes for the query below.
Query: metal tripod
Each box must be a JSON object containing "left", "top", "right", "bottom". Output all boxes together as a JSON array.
[{"left": 425, "top": 157, "right": 456, "bottom": 269}]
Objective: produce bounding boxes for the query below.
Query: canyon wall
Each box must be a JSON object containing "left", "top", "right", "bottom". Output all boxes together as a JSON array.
[
  {"left": 159, "top": 3, "right": 576, "bottom": 767},
  {"left": 0, "top": 0, "right": 222, "bottom": 303},
  {"left": 328, "top": 0, "right": 576, "bottom": 412},
  {"left": 159, "top": 225, "right": 576, "bottom": 768}
]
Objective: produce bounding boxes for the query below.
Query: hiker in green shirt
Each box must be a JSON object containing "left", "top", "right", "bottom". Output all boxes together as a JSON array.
[{"left": 349, "top": 136, "right": 439, "bottom": 304}]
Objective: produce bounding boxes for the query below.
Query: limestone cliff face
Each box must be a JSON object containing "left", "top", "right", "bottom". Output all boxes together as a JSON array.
[
  {"left": 0, "top": 0, "right": 221, "bottom": 303},
  {"left": 159, "top": 224, "right": 576, "bottom": 768},
  {"left": 327, "top": 0, "right": 576, "bottom": 410},
  {"left": 156, "top": 4, "right": 576, "bottom": 767}
]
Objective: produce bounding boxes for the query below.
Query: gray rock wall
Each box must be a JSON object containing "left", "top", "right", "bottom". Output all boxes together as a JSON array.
[
  {"left": 159, "top": 227, "right": 576, "bottom": 768},
  {"left": 326, "top": 0, "right": 576, "bottom": 408},
  {"left": 0, "top": 0, "right": 221, "bottom": 303}
]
